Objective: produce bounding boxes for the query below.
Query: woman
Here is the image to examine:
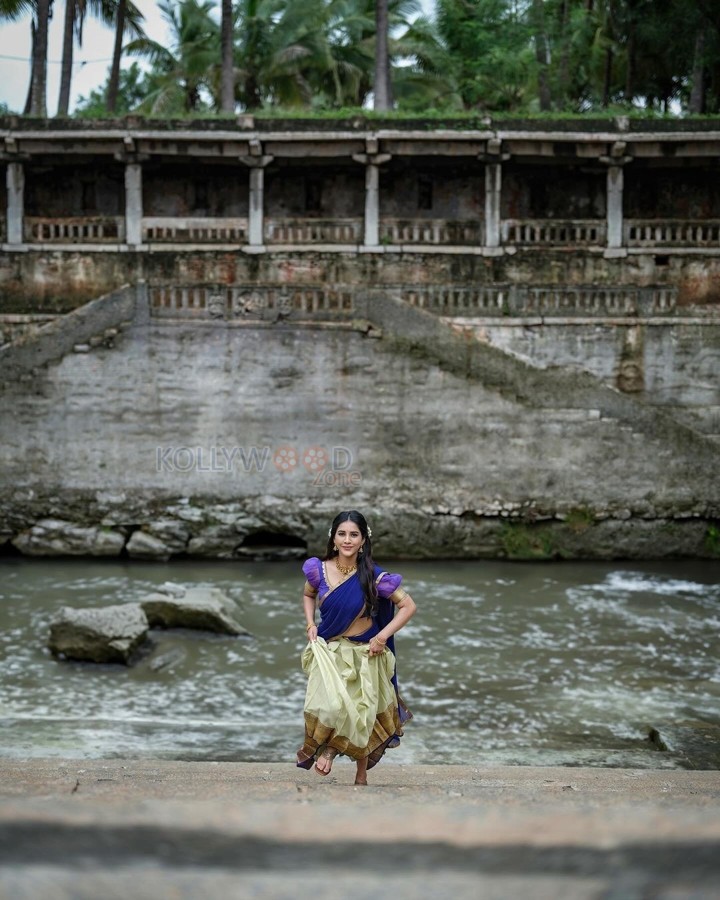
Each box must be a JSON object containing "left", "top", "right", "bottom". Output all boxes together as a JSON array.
[{"left": 296, "top": 510, "right": 416, "bottom": 785}]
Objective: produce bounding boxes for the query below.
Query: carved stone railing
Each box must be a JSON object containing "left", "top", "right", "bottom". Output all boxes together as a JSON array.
[
  {"left": 502, "top": 219, "right": 606, "bottom": 246},
  {"left": 149, "top": 284, "right": 355, "bottom": 320},
  {"left": 405, "top": 285, "right": 507, "bottom": 314},
  {"left": 380, "top": 218, "right": 483, "bottom": 246},
  {"left": 0, "top": 313, "right": 58, "bottom": 348},
  {"left": 148, "top": 282, "right": 679, "bottom": 323},
  {"left": 24, "top": 216, "right": 125, "bottom": 243},
  {"left": 142, "top": 217, "right": 248, "bottom": 243},
  {"left": 265, "top": 218, "right": 362, "bottom": 244},
  {"left": 521, "top": 285, "right": 676, "bottom": 316},
  {"left": 406, "top": 284, "right": 678, "bottom": 317},
  {"left": 625, "top": 219, "right": 720, "bottom": 247}
]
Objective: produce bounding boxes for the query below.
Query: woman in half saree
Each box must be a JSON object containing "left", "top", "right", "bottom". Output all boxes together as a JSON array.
[{"left": 296, "top": 509, "right": 416, "bottom": 785}]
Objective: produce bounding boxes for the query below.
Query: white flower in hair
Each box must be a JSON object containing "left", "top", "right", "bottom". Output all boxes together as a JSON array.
[{"left": 367, "top": 527, "right": 373, "bottom": 537}]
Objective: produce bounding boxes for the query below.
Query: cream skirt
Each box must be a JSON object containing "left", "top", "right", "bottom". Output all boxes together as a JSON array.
[{"left": 296, "top": 636, "right": 410, "bottom": 769}]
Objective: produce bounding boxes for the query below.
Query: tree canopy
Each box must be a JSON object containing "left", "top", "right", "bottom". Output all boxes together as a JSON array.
[{"left": 5, "top": 0, "right": 720, "bottom": 118}]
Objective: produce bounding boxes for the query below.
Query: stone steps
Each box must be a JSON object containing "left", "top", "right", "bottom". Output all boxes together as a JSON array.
[{"left": 0, "top": 761, "right": 718, "bottom": 900}]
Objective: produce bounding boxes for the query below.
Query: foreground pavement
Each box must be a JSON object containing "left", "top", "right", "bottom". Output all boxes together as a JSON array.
[{"left": 0, "top": 759, "right": 719, "bottom": 899}]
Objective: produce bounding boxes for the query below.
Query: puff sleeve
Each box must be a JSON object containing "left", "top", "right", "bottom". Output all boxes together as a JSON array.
[
  {"left": 376, "top": 571, "right": 408, "bottom": 604},
  {"left": 302, "top": 557, "right": 321, "bottom": 596}
]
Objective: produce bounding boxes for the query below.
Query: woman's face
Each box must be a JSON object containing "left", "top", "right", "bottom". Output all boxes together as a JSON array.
[{"left": 333, "top": 519, "right": 364, "bottom": 560}]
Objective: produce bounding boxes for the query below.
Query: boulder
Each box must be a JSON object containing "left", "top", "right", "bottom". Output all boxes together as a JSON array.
[
  {"left": 144, "top": 518, "right": 191, "bottom": 554},
  {"left": 140, "top": 587, "right": 249, "bottom": 636},
  {"left": 126, "top": 530, "right": 173, "bottom": 561},
  {"left": 649, "top": 723, "right": 720, "bottom": 769},
  {"left": 13, "top": 518, "right": 125, "bottom": 557},
  {"left": 48, "top": 603, "right": 149, "bottom": 664},
  {"left": 186, "top": 526, "right": 240, "bottom": 558}
]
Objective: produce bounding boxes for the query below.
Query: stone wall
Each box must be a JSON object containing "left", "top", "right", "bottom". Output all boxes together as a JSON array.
[
  {"left": 0, "top": 289, "right": 717, "bottom": 561},
  {"left": 3, "top": 247, "right": 720, "bottom": 312},
  {"left": 465, "top": 320, "right": 720, "bottom": 437}
]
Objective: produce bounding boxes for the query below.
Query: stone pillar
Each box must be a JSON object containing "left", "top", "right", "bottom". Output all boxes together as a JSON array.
[
  {"left": 352, "top": 150, "right": 391, "bottom": 248},
  {"left": 248, "top": 165, "right": 265, "bottom": 246},
  {"left": 6, "top": 161, "right": 24, "bottom": 245},
  {"left": 365, "top": 162, "right": 380, "bottom": 247},
  {"left": 240, "top": 148, "right": 273, "bottom": 249},
  {"left": 479, "top": 139, "right": 508, "bottom": 255},
  {"left": 125, "top": 162, "right": 143, "bottom": 247},
  {"left": 600, "top": 142, "right": 632, "bottom": 258},
  {"left": 606, "top": 165, "right": 624, "bottom": 250},
  {"left": 485, "top": 162, "right": 502, "bottom": 249}
]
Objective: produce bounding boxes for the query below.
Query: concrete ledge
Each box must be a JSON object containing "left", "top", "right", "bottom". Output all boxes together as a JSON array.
[
  {"left": 0, "top": 760, "right": 718, "bottom": 899},
  {"left": 0, "top": 284, "right": 138, "bottom": 377}
]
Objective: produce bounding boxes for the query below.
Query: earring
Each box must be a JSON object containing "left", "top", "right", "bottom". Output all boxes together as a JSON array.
[{"left": 358, "top": 546, "right": 364, "bottom": 555}]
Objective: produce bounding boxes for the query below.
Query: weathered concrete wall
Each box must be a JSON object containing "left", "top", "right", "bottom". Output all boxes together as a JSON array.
[
  {"left": 3, "top": 249, "right": 720, "bottom": 313},
  {"left": 502, "top": 164, "right": 606, "bottom": 219},
  {"left": 625, "top": 163, "right": 720, "bottom": 218},
  {"left": 144, "top": 163, "right": 249, "bottom": 218},
  {"left": 380, "top": 161, "right": 484, "bottom": 219},
  {"left": 25, "top": 162, "right": 125, "bottom": 216},
  {"left": 1, "top": 292, "right": 718, "bottom": 560},
  {"left": 266, "top": 165, "right": 364, "bottom": 217},
  {"left": 464, "top": 320, "right": 720, "bottom": 437}
]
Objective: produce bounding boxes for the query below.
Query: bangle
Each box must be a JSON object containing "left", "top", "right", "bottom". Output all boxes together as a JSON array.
[
  {"left": 373, "top": 636, "right": 386, "bottom": 645},
  {"left": 305, "top": 623, "right": 315, "bottom": 632}
]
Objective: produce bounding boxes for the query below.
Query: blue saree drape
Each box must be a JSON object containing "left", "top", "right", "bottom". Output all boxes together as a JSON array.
[{"left": 296, "top": 558, "right": 413, "bottom": 769}]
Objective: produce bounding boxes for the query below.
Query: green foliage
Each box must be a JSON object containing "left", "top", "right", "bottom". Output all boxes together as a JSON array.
[
  {"left": 499, "top": 522, "right": 559, "bottom": 560},
  {"left": 74, "top": 63, "right": 153, "bottom": 117},
  {"left": 437, "top": 0, "right": 720, "bottom": 115},
  {"left": 565, "top": 506, "right": 595, "bottom": 534},
  {"left": 437, "top": 0, "right": 535, "bottom": 112},
  {"left": 124, "top": 0, "right": 220, "bottom": 113},
  {"left": 705, "top": 524, "right": 720, "bottom": 557},
  {"left": 11, "top": 0, "right": 719, "bottom": 119}
]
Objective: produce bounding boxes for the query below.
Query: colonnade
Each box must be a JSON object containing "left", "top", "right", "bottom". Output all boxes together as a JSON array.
[{"left": 2, "top": 149, "right": 629, "bottom": 255}]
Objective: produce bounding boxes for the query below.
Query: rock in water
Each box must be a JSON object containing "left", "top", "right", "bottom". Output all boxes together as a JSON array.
[
  {"left": 13, "top": 519, "right": 125, "bottom": 557},
  {"left": 48, "top": 604, "right": 149, "bottom": 664},
  {"left": 125, "top": 530, "right": 173, "bottom": 561},
  {"left": 140, "top": 587, "right": 249, "bottom": 636}
]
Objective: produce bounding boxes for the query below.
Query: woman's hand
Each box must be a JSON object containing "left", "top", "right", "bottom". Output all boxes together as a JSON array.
[
  {"left": 306, "top": 624, "right": 318, "bottom": 642},
  {"left": 368, "top": 636, "right": 386, "bottom": 656}
]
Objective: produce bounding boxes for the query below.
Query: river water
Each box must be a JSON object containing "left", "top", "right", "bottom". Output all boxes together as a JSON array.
[{"left": 1, "top": 557, "right": 719, "bottom": 768}]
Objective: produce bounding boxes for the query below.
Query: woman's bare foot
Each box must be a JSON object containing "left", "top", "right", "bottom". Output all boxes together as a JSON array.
[
  {"left": 314, "top": 747, "right": 338, "bottom": 776},
  {"left": 354, "top": 756, "right": 368, "bottom": 785}
]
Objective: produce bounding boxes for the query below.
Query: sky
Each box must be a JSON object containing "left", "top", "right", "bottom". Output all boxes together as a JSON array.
[
  {"left": 0, "top": 1, "right": 174, "bottom": 114},
  {"left": 0, "top": 0, "right": 437, "bottom": 115}
]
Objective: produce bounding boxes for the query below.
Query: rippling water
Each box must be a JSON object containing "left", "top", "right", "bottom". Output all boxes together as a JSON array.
[{"left": 1, "top": 558, "right": 718, "bottom": 767}]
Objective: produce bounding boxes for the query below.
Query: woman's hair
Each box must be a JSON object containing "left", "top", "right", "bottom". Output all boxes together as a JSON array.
[{"left": 324, "top": 509, "right": 379, "bottom": 617}]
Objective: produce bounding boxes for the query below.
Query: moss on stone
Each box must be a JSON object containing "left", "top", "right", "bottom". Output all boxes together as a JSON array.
[
  {"left": 566, "top": 507, "right": 596, "bottom": 534},
  {"left": 704, "top": 524, "right": 720, "bottom": 557},
  {"left": 499, "top": 522, "right": 559, "bottom": 560}
]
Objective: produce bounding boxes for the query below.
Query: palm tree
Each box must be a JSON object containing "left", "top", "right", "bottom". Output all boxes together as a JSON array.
[
  {"left": 30, "top": 0, "right": 51, "bottom": 115},
  {"left": 374, "top": 0, "right": 391, "bottom": 109},
  {"left": 107, "top": 0, "right": 145, "bottom": 112},
  {"left": 56, "top": 0, "right": 145, "bottom": 115},
  {"left": 232, "top": 0, "right": 332, "bottom": 110},
  {"left": 220, "top": 0, "right": 234, "bottom": 112},
  {"left": 125, "top": 0, "right": 219, "bottom": 113},
  {"left": 107, "top": 0, "right": 127, "bottom": 112},
  {"left": 57, "top": 0, "right": 77, "bottom": 115},
  {"left": 320, "top": 0, "right": 420, "bottom": 109},
  {"left": 0, "top": 0, "right": 51, "bottom": 115}
]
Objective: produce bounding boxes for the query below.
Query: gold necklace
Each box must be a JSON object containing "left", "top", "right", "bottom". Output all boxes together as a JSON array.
[{"left": 335, "top": 559, "right": 357, "bottom": 576}]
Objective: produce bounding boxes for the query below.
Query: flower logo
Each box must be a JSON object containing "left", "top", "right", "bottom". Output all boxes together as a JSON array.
[
  {"left": 302, "top": 445, "right": 329, "bottom": 473},
  {"left": 273, "top": 445, "right": 299, "bottom": 473}
]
